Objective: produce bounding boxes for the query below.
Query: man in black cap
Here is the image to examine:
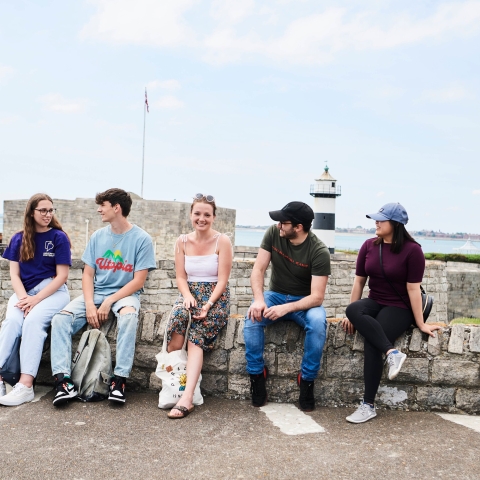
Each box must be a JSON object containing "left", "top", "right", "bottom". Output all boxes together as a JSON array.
[{"left": 244, "top": 201, "right": 331, "bottom": 411}]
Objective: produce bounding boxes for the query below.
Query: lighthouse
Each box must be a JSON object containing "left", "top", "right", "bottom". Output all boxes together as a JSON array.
[{"left": 310, "top": 165, "right": 341, "bottom": 253}]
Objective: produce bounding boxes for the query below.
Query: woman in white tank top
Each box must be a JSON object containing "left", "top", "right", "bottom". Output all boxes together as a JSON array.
[{"left": 165, "top": 194, "right": 232, "bottom": 419}]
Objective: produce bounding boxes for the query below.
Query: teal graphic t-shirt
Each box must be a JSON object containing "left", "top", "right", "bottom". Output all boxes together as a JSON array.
[{"left": 82, "top": 225, "right": 156, "bottom": 296}]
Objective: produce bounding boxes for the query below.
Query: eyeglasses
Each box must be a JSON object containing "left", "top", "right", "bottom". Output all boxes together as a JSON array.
[
  {"left": 194, "top": 193, "right": 215, "bottom": 202},
  {"left": 34, "top": 208, "right": 56, "bottom": 216},
  {"left": 279, "top": 221, "right": 292, "bottom": 226}
]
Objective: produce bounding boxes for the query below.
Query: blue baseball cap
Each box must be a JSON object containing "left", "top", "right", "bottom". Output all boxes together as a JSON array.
[{"left": 366, "top": 203, "right": 409, "bottom": 225}]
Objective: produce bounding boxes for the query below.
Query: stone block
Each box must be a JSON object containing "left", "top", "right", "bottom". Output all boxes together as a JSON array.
[
  {"left": 352, "top": 332, "right": 364, "bottom": 351},
  {"left": 456, "top": 388, "right": 480, "bottom": 414},
  {"left": 227, "top": 374, "right": 251, "bottom": 398},
  {"left": 224, "top": 315, "right": 240, "bottom": 350},
  {"left": 149, "top": 372, "right": 162, "bottom": 390},
  {"left": 416, "top": 387, "right": 455, "bottom": 407},
  {"left": 134, "top": 344, "right": 160, "bottom": 369},
  {"left": 277, "top": 352, "right": 304, "bottom": 376},
  {"left": 203, "top": 348, "right": 228, "bottom": 373},
  {"left": 333, "top": 322, "right": 347, "bottom": 348},
  {"left": 409, "top": 328, "right": 423, "bottom": 352},
  {"left": 447, "top": 325, "right": 464, "bottom": 354},
  {"left": 427, "top": 331, "right": 442, "bottom": 355},
  {"left": 395, "top": 358, "right": 429, "bottom": 383},
  {"left": 315, "top": 379, "right": 364, "bottom": 406},
  {"left": 267, "top": 377, "right": 299, "bottom": 403},
  {"left": 432, "top": 360, "right": 480, "bottom": 386},
  {"left": 469, "top": 327, "right": 480, "bottom": 353},
  {"left": 326, "top": 354, "right": 363, "bottom": 379},
  {"left": 140, "top": 311, "right": 157, "bottom": 342},
  {"left": 236, "top": 319, "right": 245, "bottom": 345},
  {"left": 201, "top": 374, "right": 228, "bottom": 395},
  {"left": 265, "top": 321, "right": 287, "bottom": 346},
  {"left": 377, "top": 385, "right": 411, "bottom": 407},
  {"left": 394, "top": 332, "right": 407, "bottom": 351}
]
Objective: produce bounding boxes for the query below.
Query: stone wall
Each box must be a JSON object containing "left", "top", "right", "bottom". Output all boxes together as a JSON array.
[
  {"left": 3, "top": 255, "right": 474, "bottom": 412},
  {"left": 3, "top": 198, "right": 236, "bottom": 260},
  {"left": 446, "top": 262, "right": 480, "bottom": 321}
]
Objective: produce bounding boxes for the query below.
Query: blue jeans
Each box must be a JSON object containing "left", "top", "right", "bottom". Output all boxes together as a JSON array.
[
  {"left": 50, "top": 294, "right": 140, "bottom": 378},
  {"left": 244, "top": 291, "right": 327, "bottom": 382},
  {"left": 0, "top": 278, "right": 69, "bottom": 377}
]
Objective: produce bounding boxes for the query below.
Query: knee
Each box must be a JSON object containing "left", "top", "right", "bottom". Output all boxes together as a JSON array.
[
  {"left": 119, "top": 306, "right": 136, "bottom": 315},
  {"left": 51, "top": 311, "right": 73, "bottom": 329},
  {"left": 305, "top": 308, "right": 327, "bottom": 331},
  {"left": 345, "top": 302, "right": 359, "bottom": 321}
]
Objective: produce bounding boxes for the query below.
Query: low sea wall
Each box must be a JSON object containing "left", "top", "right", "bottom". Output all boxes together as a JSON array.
[{"left": 3, "top": 256, "right": 479, "bottom": 413}]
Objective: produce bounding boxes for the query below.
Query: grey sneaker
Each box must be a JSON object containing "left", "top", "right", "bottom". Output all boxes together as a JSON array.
[
  {"left": 386, "top": 350, "right": 407, "bottom": 380},
  {"left": 0, "top": 382, "right": 6, "bottom": 397},
  {"left": 346, "top": 402, "right": 377, "bottom": 424}
]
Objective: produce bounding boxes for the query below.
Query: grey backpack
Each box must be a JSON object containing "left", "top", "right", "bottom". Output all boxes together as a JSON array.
[{"left": 71, "top": 329, "right": 113, "bottom": 402}]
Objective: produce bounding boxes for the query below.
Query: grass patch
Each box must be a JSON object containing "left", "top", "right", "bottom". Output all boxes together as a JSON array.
[
  {"left": 424, "top": 253, "right": 480, "bottom": 264},
  {"left": 450, "top": 317, "right": 480, "bottom": 325}
]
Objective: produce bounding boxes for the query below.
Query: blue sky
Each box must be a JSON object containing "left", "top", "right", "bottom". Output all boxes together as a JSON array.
[{"left": 1, "top": 0, "right": 479, "bottom": 232}]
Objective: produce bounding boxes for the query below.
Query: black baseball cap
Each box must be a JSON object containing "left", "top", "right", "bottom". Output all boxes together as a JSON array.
[{"left": 269, "top": 201, "right": 315, "bottom": 224}]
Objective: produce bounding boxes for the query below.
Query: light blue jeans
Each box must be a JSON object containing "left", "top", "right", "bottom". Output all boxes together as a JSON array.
[
  {"left": 244, "top": 290, "right": 327, "bottom": 382},
  {"left": 50, "top": 294, "right": 140, "bottom": 378},
  {"left": 0, "top": 278, "right": 70, "bottom": 377}
]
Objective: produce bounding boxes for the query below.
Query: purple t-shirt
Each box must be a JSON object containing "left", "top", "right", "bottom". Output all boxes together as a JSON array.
[
  {"left": 2, "top": 229, "right": 72, "bottom": 292},
  {"left": 356, "top": 238, "right": 425, "bottom": 309}
]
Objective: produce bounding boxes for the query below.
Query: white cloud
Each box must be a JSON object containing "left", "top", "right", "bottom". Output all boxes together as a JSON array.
[
  {"left": 422, "top": 86, "right": 474, "bottom": 103},
  {"left": 81, "top": 1, "right": 480, "bottom": 66},
  {"left": 147, "top": 79, "right": 181, "bottom": 90},
  {"left": 376, "top": 191, "right": 385, "bottom": 197},
  {"left": 210, "top": 0, "right": 255, "bottom": 24},
  {"left": 80, "top": 0, "right": 198, "bottom": 47},
  {"left": 0, "top": 64, "right": 14, "bottom": 80},
  {"left": 155, "top": 95, "right": 185, "bottom": 110},
  {"left": 0, "top": 114, "right": 20, "bottom": 125},
  {"left": 38, "top": 93, "right": 89, "bottom": 113},
  {"left": 473, "top": 190, "right": 480, "bottom": 195}
]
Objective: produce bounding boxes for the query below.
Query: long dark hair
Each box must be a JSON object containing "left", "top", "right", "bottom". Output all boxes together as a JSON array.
[
  {"left": 18, "top": 193, "right": 70, "bottom": 262},
  {"left": 373, "top": 221, "right": 420, "bottom": 253}
]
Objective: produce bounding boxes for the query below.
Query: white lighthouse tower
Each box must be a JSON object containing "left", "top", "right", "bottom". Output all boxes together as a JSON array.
[{"left": 310, "top": 165, "right": 341, "bottom": 253}]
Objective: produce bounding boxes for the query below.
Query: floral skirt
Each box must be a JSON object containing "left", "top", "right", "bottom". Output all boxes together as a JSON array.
[{"left": 167, "top": 282, "right": 230, "bottom": 352}]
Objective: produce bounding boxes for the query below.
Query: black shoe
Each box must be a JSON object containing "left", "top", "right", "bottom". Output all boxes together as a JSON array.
[
  {"left": 250, "top": 367, "right": 268, "bottom": 407},
  {"left": 53, "top": 374, "right": 78, "bottom": 406},
  {"left": 297, "top": 373, "right": 315, "bottom": 412},
  {"left": 108, "top": 376, "right": 126, "bottom": 404}
]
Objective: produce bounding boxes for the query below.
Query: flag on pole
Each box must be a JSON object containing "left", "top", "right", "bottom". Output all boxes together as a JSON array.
[{"left": 145, "top": 89, "right": 149, "bottom": 113}]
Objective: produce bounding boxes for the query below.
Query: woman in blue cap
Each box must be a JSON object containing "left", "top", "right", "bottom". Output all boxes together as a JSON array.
[{"left": 341, "top": 202, "right": 440, "bottom": 423}]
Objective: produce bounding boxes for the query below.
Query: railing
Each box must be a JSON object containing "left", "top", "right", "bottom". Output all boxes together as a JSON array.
[{"left": 309, "top": 185, "right": 342, "bottom": 196}]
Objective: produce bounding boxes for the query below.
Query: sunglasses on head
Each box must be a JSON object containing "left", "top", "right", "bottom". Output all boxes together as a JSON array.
[{"left": 194, "top": 193, "right": 215, "bottom": 203}]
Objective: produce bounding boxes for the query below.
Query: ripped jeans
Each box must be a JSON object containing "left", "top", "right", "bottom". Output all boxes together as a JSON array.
[{"left": 50, "top": 294, "right": 140, "bottom": 378}]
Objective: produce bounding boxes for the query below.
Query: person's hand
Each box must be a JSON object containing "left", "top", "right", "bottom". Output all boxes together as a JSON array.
[
  {"left": 192, "top": 304, "right": 210, "bottom": 320},
  {"left": 183, "top": 295, "right": 197, "bottom": 309},
  {"left": 97, "top": 298, "right": 113, "bottom": 323},
  {"left": 341, "top": 318, "right": 355, "bottom": 335},
  {"left": 419, "top": 323, "right": 442, "bottom": 338},
  {"left": 15, "top": 295, "right": 41, "bottom": 317},
  {"left": 263, "top": 304, "right": 290, "bottom": 321},
  {"left": 247, "top": 299, "right": 267, "bottom": 322},
  {"left": 86, "top": 303, "right": 100, "bottom": 329}
]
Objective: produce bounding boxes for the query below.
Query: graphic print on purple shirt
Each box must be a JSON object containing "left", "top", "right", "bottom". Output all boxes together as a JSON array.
[
  {"left": 356, "top": 238, "right": 425, "bottom": 309},
  {"left": 2, "top": 229, "right": 71, "bottom": 292}
]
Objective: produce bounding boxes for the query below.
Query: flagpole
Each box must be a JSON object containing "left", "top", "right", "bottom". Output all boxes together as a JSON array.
[{"left": 141, "top": 87, "right": 147, "bottom": 198}]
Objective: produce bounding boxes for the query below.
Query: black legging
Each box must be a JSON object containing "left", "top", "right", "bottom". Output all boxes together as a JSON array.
[{"left": 346, "top": 298, "right": 414, "bottom": 405}]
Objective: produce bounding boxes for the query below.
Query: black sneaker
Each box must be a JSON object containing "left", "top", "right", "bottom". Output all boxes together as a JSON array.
[
  {"left": 250, "top": 367, "right": 268, "bottom": 407},
  {"left": 297, "top": 373, "right": 315, "bottom": 412},
  {"left": 108, "top": 376, "right": 126, "bottom": 404},
  {"left": 53, "top": 374, "right": 78, "bottom": 406}
]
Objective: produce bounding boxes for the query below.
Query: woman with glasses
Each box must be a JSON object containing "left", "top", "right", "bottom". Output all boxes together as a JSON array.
[
  {"left": 0, "top": 193, "right": 71, "bottom": 406},
  {"left": 164, "top": 194, "right": 232, "bottom": 419}
]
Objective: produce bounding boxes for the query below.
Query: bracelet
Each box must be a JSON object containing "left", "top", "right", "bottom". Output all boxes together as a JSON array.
[{"left": 207, "top": 301, "right": 214, "bottom": 307}]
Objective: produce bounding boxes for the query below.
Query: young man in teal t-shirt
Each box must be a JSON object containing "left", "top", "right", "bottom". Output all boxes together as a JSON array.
[{"left": 51, "top": 189, "right": 156, "bottom": 406}]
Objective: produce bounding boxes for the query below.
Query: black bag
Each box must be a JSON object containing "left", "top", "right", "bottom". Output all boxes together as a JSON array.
[
  {"left": 0, "top": 336, "right": 21, "bottom": 386},
  {"left": 379, "top": 243, "right": 433, "bottom": 322}
]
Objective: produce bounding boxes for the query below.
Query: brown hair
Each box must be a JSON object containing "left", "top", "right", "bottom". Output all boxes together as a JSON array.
[
  {"left": 95, "top": 188, "right": 132, "bottom": 217},
  {"left": 190, "top": 197, "right": 217, "bottom": 215},
  {"left": 373, "top": 221, "right": 420, "bottom": 253},
  {"left": 17, "top": 193, "right": 70, "bottom": 262}
]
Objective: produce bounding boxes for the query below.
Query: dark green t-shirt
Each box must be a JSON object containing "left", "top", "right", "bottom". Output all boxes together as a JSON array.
[{"left": 260, "top": 225, "right": 331, "bottom": 297}]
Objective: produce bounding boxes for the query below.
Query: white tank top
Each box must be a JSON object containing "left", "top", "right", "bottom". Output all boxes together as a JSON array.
[{"left": 180, "top": 234, "right": 221, "bottom": 282}]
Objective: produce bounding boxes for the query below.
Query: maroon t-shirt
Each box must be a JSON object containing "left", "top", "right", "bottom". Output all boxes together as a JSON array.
[{"left": 356, "top": 238, "right": 425, "bottom": 309}]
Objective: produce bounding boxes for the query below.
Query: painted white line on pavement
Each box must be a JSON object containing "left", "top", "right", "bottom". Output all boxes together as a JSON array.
[
  {"left": 260, "top": 403, "right": 325, "bottom": 435},
  {"left": 437, "top": 413, "right": 480, "bottom": 433}
]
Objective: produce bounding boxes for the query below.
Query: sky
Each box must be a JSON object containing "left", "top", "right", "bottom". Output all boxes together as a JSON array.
[{"left": 1, "top": 0, "right": 479, "bottom": 233}]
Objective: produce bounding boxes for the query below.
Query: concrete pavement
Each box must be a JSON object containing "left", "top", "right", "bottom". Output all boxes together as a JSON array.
[{"left": 1, "top": 390, "right": 480, "bottom": 479}]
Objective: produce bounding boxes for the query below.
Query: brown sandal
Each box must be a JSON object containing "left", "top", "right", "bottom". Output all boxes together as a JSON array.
[{"left": 167, "top": 405, "right": 195, "bottom": 419}]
